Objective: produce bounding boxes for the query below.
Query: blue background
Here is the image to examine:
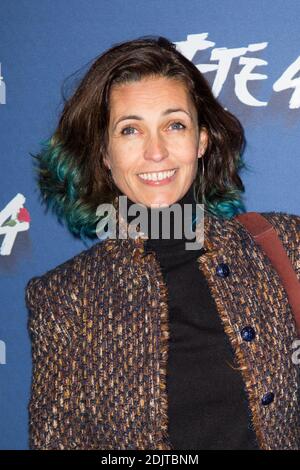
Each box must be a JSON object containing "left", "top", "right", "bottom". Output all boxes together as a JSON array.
[{"left": 0, "top": 0, "right": 299, "bottom": 449}]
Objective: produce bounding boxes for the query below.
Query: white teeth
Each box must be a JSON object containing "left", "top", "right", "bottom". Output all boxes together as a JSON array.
[{"left": 138, "top": 169, "right": 176, "bottom": 181}]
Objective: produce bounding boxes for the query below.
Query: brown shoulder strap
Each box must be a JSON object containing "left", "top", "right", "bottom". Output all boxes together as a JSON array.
[{"left": 235, "top": 212, "right": 300, "bottom": 336}]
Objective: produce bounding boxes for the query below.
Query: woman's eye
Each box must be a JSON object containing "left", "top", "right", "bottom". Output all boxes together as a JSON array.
[
  {"left": 121, "top": 126, "right": 136, "bottom": 136},
  {"left": 170, "top": 121, "right": 186, "bottom": 130}
]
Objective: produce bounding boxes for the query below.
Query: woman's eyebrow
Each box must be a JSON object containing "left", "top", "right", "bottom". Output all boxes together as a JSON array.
[{"left": 113, "top": 108, "right": 192, "bottom": 130}]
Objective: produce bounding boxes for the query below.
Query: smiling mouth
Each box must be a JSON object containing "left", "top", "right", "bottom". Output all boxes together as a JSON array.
[{"left": 137, "top": 168, "right": 178, "bottom": 182}]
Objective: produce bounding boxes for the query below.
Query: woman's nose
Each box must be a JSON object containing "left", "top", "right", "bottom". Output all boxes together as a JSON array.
[{"left": 143, "top": 135, "right": 168, "bottom": 162}]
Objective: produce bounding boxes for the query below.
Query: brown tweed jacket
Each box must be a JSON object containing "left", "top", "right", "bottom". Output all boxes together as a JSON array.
[{"left": 25, "top": 210, "right": 300, "bottom": 450}]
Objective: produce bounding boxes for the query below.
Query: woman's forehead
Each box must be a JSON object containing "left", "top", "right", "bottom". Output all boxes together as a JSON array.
[{"left": 108, "top": 77, "right": 193, "bottom": 116}]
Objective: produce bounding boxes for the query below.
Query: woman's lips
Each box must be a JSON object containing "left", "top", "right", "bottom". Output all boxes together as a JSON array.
[{"left": 137, "top": 170, "right": 178, "bottom": 186}]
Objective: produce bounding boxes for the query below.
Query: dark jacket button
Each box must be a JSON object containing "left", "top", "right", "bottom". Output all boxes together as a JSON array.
[
  {"left": 261, "top": 392, "right": 274, "bottom": 406},
  {"left": 216, "top": 263, "right": 230, "bottom": 278},
  {"left": 241, "top": 326, "right": 256, "bottom": 342}
]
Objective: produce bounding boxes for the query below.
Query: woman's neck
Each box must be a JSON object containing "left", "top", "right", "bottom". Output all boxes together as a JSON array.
[{"left": 124, "top": 184, "right": 199, "bottom": 243}]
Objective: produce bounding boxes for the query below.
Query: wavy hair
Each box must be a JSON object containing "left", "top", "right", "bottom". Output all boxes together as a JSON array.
[{"left": 31, "top": 35, "right": 248, "bottom": 241}]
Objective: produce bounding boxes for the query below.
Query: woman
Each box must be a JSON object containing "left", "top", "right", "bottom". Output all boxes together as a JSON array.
[{"left": 25, "top": 36, "right": 300, "bottom": 450}]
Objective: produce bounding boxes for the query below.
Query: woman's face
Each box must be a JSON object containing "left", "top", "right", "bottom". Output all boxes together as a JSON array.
[{"left": 104, "top": 75, "right": 208, "bottom": 207}]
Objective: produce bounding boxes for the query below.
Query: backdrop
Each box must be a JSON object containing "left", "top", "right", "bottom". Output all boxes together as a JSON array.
[{"left": 1, "top": 0, "right": 299, "bottom": 450}]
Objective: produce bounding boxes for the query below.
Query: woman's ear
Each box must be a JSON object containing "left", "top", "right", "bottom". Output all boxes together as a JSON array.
[{"left": 197, "top": 127, "right": 208, "bottom": 157}]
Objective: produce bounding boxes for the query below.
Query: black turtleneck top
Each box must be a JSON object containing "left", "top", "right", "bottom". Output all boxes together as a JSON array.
[{"left": 125, "top": 185, "right": 259, "bottom": 450}]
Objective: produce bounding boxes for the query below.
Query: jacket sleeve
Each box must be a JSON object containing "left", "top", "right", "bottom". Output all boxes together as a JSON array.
[
  {"left": 283, "top": 213, "right": 300, "bottom": 279},
  {"left": 263, "top": 212, "right": 300, "bottom": 278},
  {"left": 292, "top": 215, "right": 300, "bottom": 279},
  {"left": 25, "top": 276, "right": 83, "bottom": 450}
]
